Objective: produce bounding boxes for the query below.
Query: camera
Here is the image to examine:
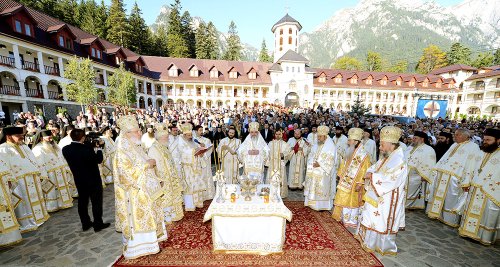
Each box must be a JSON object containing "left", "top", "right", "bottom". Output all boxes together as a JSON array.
[{"left": 84, "top": 132, "right": 105, "bottom": 148}]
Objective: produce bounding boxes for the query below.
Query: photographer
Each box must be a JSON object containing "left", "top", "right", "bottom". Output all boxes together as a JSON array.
[{"left": 62, "top": 129, "right": 110, "bottom": 232}]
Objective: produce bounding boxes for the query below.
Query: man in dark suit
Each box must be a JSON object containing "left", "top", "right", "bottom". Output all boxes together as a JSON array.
[
  {"left": 62, "top": 129, "right": 110, "bottom": 232},
  {"left": 260, "top": 121, "right": 273, "bottom": 143}
]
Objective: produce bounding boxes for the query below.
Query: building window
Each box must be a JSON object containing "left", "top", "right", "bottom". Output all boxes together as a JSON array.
[
  {"left": 409, "top": 81, "right": 415, "bottom": 86},
  {"left": 475, "top": 80, "right": 485, "bottom": 90},
  {"left": 136, "top": 64, "right": 143, "bottom": 73},
  {"left": 319, "top": 76, "right": 326, "bottom": 83},
  {"left": 396, "top": 80, "right": 401, "bottom": 86},
  {"left": 15, "top": 20, "right": 22, "bottom": 33},
  {"left": 97, "top": 50, "right": 101, "bottom": 59},
  {"left": 25, "top": 24, "right": 31, "bottom": 36},
  {"left": 473, "top": 94, "right": 483, "bottom": 100},
  {"left": 279, "top": 47, "right": 282, "bottom": 51},
  {"left": 280, "top": 37, "right": 283, "bottom": 45},
  {"left": 210, "top": 69, "right": 218, "bottom": 78},
  {"left": 168, "top": 67, "right": 178, "bottom": 77},
  {"left": 289, "top": 28, "right": 292, "bottom": 34},
  {"left": 492, "top": 106, "right": 499, "bottom": 114},
  {"left": 335, "top": 76, "right": 342, "bottom": 83},
  {"left": 280, "top": 29, "right": 283, "bottom": 35},
  {"left": 292, "top": 67, "right": 295, "bottom": 72},
  {"left": 381, "top": 79, "right": 387, "bottom": 85},
  {"left": 65, "top": 38, "right": 73, "bottom": 50},
  {"left": 288, "top": 37, "right": 292, "bottom": 45},
  {"left": 351, "top": 77, "right": 358, "bottom": 84},
  {"left": 91, "top": 47, "right": 96, "bottom": 57},
  {"left": 115, "top": 56, "right": 121, "bottom": 65},
  {"left": 366, "top": 79, "right": 372, "bottom": 85},
  {"left": 229, "top": 71, "right": 238, "bottom": 79},
  {"left": 494, "top": 92, "right": 500, "bottom": 98},
  {"left": 422, "top": 80, "right": 428, "bottom": 87},
  {"left": 496, "top": 78, "right": 500, "bottom": 88},
  {"left": 248, "top": 72, "right": 256, "bottom": 80},
  {"left": 190, "top": 68, "right": 198, "bottom": 77},
  {"left": 59, "top": 36, "right": 64, "bottom": 47},
  {"left": 436, "top": 82, "right": 441, "bottom": 88},
  {"left": 286, "top": 66, "right": 289, "bottom": 72}
]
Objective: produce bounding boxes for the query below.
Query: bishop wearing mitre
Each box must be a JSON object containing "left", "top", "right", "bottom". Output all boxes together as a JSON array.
[
  {"left": 178, "top": 123, "right": 207, "bottom": 210},
  {"left": 216, "top": 128, "right": 241, "bottom": 184},
  {"left": 304, "top": 126, "right": 337, "bottom": 211},
  {"left": 333, "top": 128, "right": 371, "bottom": 230},
  {"left": 237, "top": 122, "right": 269, "bottom": 183},
  {"left": 0, "top": 157, "right": 22, "bottom": 247},
  {"left": 266, "top": 128, "right": 292, "bottom": 198},
  {"left": 99, "top": 126, "right": 116, "bottom": 185},
  {"left": 357, "top": 126, "right": 407, "bottom": 255},
  {"left": 32, "top": 130, "right": 74, "bottom": 212},
  {"left": 113, "top": 115, "right": 167, "bottom": 259},
  {"left": 0, "top": 127, "right": 49, "bottom": 233},
  {"left": 287, "top": 129, "right": 310, "bottom": 189},
  {"left": 459, "top": 128, "right": 500, "bottom": 245},
  {"left": 405, "top": 131, "right": 436, "bottom": 210},
  {"left": 428, "top": 128, "right": 480, "bottom": 227},
  {"left": 144, "top": 124, "right": 184, "bottom": 222}
]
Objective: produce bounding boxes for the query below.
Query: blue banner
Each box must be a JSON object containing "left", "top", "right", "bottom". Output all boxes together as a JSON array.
[{"left": 416, "top": 99, "right": 448, "bottom": 119}]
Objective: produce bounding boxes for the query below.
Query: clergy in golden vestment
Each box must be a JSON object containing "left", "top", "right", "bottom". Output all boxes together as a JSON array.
[
  {"left": 357, "top": 126, "right": 407, "bottom": 255},
  {"left": 459, "top": 128, "right": 500, "bottom": 245},
  {"left": 216, "top": 128, "right": 241, "bottom": 184},
  {"left": 404, "top": 131, "right": 436, "bottom": 210},
  {"left": 0, "top": 157, "right": 22, "bottom": 247},
  {"left": 304, "top": 126, "right": 338, "bottom": 211},
  {"left": 237, "top": 122, "right": 270, "bottom": 183},
  {"left": 194, "top": 125, "right": 215, "bottom": 201},
  {"left": 287, "top": 129, "right": 310, "bottom": 189},
  {"left": 0, "top": 127, "right": 49, "bottom": 233},
  {"left": 145, "top": 124, "right": 184, "bottom": 222},
  {"left": 99, "top": 126, "right": 116, "bottom": 185},
  {"left": 332, "top": 128, "right": 370, "bottom": 230},
  {"left": 113, "top": 115, "right": 167, "bottom": 260},
  {"left": 266, "top": 128, "right": 292, "bottom": 198},
  {"left": 428, "top": 128, "right": 480, "bottom": 227},
  {"left": 32, "top": 130, "right": 74, "bottom": 212}
]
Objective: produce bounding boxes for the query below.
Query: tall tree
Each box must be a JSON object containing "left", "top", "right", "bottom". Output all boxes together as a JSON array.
[
  {"left": 128, "top": 2, "right": 151, "bottom": 54},
  {"left": 167, "top": 0, "right": 189, "bottom": 58},
  {"left": 55, "top": 0, "right": 79, "bottom": 26},
  {"left": 416, "top": 44, "right": 448, "bottom": 74},
  {"left": 387, "top": 60, "right": 408, "bottom": 73},
  {"left": 206, "top": 22, "right": 220, "bottom": 59},
  {"left": 181, "top": 11, "right": 196, "bottom": 58},
  {"left": 95, "top": 0, "right": 109, "bottom": 38},
  {"left": 154, "top": 25, "right": 169, "bottom": 57},
  {"left": 331, "top": 56, "right": 363, "bottom": 70},
  {"left": 107, "top": 63, "right": 137, "bottom": 107},
  {"left": 365, "top": 51, "right": 383, "bottom": 71},
  {"left": 471, "top": 52, "right": 494, "bottom": 68},
  {"left": 80, "top": 0, "right": 99, "bottom": 35},
  {"left": 493, "top": 48, "right": 500, "bottom": 65},
  {"left": 223, "top": 21, "right": 242, "bottom": 61},
  {"left": 195, "top": 21, "right": 208, "bottom": 59},
  {"left": 106, "top": 0, "right": 129, "bottom": 47},
  {"left": 258, "top": 39, "right": 272, "bottom": 62},
  {"left": 63, "top": 56, "right": 99, "bottom": 111},
  {"left": 446, "top": 42, "right": 471, "bottom": 65}
]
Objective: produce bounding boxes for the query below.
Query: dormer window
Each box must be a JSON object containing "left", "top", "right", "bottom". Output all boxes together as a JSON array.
[
  {"left": 350, "top": 77, "right": 358, "bottom": 84},
  {"left": 436, "top": 82, "right": 441, "bottom": 88},
  {"left": 168, "top": 66, "right": 178, "bottom": 77},
  {"left": 248, "top": 72, "right": 257, "bottom": 80},
  {"left": 422, "top": 80, "right": 428, "bottom": 87},
  {"left": 115, "top": 56, "right": 122, "bottom": 65},
  {"left": 59, "top": 36, "right": 64, "bottom": 47},
  {"left": 189, "top": 66, "right": 198, "bottom": 77},
  {"left": 380, "top": 79, "right": 387, "bottom": 85},
  {"left": 409, "top": 80, "right": 415, "bottom": 86},
  {"left": 229, "top": 71, "right": 238, "bottom": 79},
  {"left": 396, "top": 80, "right": 402, "bottom": 86},
  {"left": 24, "top": 24, "right": 31, "bottom": 36},
  {"left": 210, "top": 68, "right": 218, "bottom": 78},
  {"left": 334, "top": 75, "right": 342, "bottom": 83},
  {"left": 15, "top": 20, "right": 22, "bottom": 33},
  {"left": 366, "top": 78, "right": 372, "bottom": 85},
  {"left": 319, "top": 76, "right": 326, "bottom": 83},
  {"left": 91, "top": 47, "right": 96, "bottom": 57},
  {"left": 136, "top": 64, "right": 143, "bottom": 73},
  {"left": 97, "top": 50, "right": 101, "bottom": 59}
]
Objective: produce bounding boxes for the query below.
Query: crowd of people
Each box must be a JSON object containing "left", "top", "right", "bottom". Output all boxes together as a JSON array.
[{"left": 0, "top": 104, "right": 498, "bottom": 259}]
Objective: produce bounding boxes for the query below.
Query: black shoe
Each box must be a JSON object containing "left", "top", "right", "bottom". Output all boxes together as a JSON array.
[
  {"left": 82, "top": 222, "right": 93, "bottom": 232},
  {"left": 93, "top": 223, "right": 111, "bottom": 232}
]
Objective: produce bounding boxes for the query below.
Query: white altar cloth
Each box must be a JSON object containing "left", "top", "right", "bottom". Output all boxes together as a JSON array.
[{"left": 203, "top": 185, "right": 292, "bottom": 254}]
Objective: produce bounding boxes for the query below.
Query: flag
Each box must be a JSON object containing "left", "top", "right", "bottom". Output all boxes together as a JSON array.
[{"left": 416, "top": 99, "right": 448, "bottom": 119}]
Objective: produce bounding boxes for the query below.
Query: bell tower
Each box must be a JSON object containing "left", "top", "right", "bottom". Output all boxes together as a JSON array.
[{"left": 271, "top": 14, "right": 302, "bottom": 63}]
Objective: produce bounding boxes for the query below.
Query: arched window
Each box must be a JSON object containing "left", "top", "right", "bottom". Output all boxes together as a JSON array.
[
  {"left": 280, "top": 29, "right": 283, "bottom": 35},
  {"left": 289, "top": 28, "right": 292, "bottom": 34},
  {"left": 288, "top": 37, "right": 292, "bottom": 45},
  {"left": 280, "top": 37, "right": 283, "bottom": 45}
]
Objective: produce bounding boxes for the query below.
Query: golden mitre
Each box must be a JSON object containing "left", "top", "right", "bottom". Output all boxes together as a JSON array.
[
  {"left": 317, "top": 125, "right": 329, "bottom": 136},
  {"left": 249, "top": 122, "right": 259, "bottom": 132},
  {"left": 180, "top": 123, "right": 193, "bottom": 134},
  {"left": 380, "top": 126, "right": 402, "bottom": 144},
  {"left": 116, "top": 115, "right": 139, "bottom": 132},
  {"left": 155, "top": 123, "right": 169, "bottom": 138},
  {"left": 348, "top": 128, "right": 363, "bottom": 141}
]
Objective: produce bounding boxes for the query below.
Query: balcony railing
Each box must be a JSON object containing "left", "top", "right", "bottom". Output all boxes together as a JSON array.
[
  {"left": 0, "top": 55, "right": 15, "bottom": 67},
  {"left": 95, "top": 77, "right": 105, "bottom": 85},
  {"left": 44, "top": 65, "right": 60, "bottom": 76},
  {"left": 0, "top": 85, "right": 20, "bottom": 95},
  {"left": 22, "top": 61, "right": 39, "bottom": 72},
  {"left": 26, "top": 88, "right": 43, "bottom": 98},
  {"left": 155, "top": 89, "right": 162, "bottom": 95},
  {"left": 48, "top": 91, "right": 63, "bottom": 100}
]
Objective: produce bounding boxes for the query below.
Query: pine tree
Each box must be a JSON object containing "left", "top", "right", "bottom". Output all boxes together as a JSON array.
[
  {"left": 206, "top": 22, "right": 220, "bottom": 59},
  {"left": 365, "top": 51, "right": 383, "bottom": 71},
  {"left": 128, "top": 2, "right": 151, "bottom": 54},
  {"left": 223, "top": 21, "right": 242, "bottom": 61},
  {"left": 349, "top": 95, "right": 371, "bottom": 117},
  {"left": 95, "top": 0, "right": 109, "bottom": 38},
  {"left": 154, "top": 25, "right": 169, "bottom": 57},
  {"left": 195, "top": 21, "right": 208, "bottom": 59},
  {"left": 416, "top": 44, "right": 448, "bottom": 74},
  {"left": 387, "top": 60, "right": 408, "bottom": 73},
  {"left": 258, "top": 39, "right": 272, "bottom": 62},
  {"left": 167, "top": 0, "right": 189, "bottom": 58},
  {"left": 106, "top": 0, "right": 129, "bottom": 47},
  {"left": 446, "top": 42, "right": 471, "bottom": 65},
  {"left": 331, "top": 56, "right": 363, "bottom": 70},
  {"left": 471, "top": 52, "right": 494, "bottom": 68},
  {"left": 493, "top": 48, "right": 500, "bottom": 65},
  {"left": 80, "top": 0, "right": 99, "bottom": 35},
  {"left": 181, "top": 11, "right": 196, "bottom": 58}
]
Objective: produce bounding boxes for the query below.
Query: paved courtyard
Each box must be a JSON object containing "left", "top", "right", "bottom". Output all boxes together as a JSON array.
[{"left": 1, "top": 186, "right": 499, "bottom": 267}]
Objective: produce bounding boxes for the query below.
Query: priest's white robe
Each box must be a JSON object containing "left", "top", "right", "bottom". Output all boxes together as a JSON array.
[
  {"left": 0, "top": 142, "right": 49, "bottom": 232},
  {"left": 459, "top": 148, "right": 499, "bottom": 245},
  {"left": 237, "top": 135, "right": 269, "bottom": 183},
  {"left": 307, "top": 132, "right": 318, "bottom": 147},
  {"left": 332, "top": 134, "right": 348, "bottom": 166},
  {"left": 287, "top": 138, "right": 310, "bottom": 189},
  {"left": 100, "top": 136, "right": 116, "bottom": 184},
  {"left": 196, "top": 136, "right": 214, "bottom": 201},
  {"left": 357, "top": 146, "right": 408, "bottom": 255},
  {"left": 266, "top": 139, "right": 292, "bottom": 198},
  {"left": 32, "top": 142, "right": 74, "bottom": 212},
  {"left": 304, "top": 138, "right": 337, "bottom": 211},
  {"left": 363, "top": 138, "right": 378, "bottom": 165},
  {"left": 404, "top": 144, "right": 436, "bottom": 210},
  {"left": 178, "top": 137, "right": 206, "bottom": 210},
  {"left": 216, "top": 137, "right": 241, "bottom": 184},
  {"left": 428, "top": 141, "right": 480, "bottom": 227},
  {"left": 0, "top": 158, "right": 22, "bottom": 247}
]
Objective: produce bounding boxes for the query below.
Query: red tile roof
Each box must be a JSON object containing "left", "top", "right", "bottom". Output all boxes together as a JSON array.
[{"left": 430, "top": 64, "right": 477, "bottom": 75}]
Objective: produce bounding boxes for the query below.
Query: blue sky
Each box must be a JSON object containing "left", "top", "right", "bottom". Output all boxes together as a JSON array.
[{"left": 107, "top": 0, "right": 463, "bottom": 48}]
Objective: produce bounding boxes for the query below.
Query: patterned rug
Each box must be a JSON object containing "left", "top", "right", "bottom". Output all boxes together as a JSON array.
[{"left": 112, "top": 201, "right": 383, "bottom": 267}]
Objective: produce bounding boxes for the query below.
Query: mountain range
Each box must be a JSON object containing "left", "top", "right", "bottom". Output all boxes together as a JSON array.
[{"left": 150, "top": 0, "right": 500, "bottom": 68}]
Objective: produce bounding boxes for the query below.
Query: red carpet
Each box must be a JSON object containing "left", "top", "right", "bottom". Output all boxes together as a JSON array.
[{"left": 113, "top": 201, "right": 383, "bottom": 267}]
